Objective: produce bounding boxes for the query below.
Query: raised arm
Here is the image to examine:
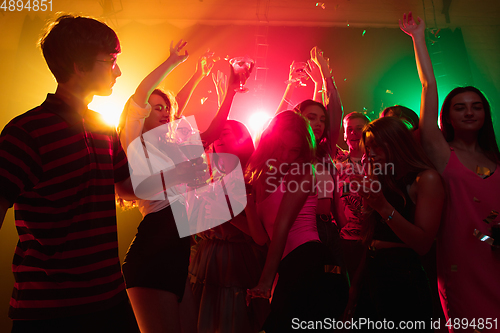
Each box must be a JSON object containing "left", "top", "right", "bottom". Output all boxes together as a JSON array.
[
  {"left": 133, "top": 40, "right": 188, "bottom": 108},
  {"left": 275, "top": 61, "right": 300, "bottom": 115},
  {"left": 304, "top": 59, "right": 324, "bottom": 103},
  {"left": 200, "top": 63, "right": 249, "bottom": 146},
  {"left": 212, "top": 70, "right": 228, "bottom": 108},
  {"left": 311, "top": 47, "right": 344, "bottom": 156},
  {"left": 400, "top": 12, "right": 449, "bottom": 173},
  {"left": 175, "top": 50, "right": 218, "bottom": 118}
]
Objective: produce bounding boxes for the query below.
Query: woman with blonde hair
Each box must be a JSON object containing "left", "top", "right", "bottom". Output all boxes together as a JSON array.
[{"left": 117, "top": 40, "right": 248, "bottom": 333}]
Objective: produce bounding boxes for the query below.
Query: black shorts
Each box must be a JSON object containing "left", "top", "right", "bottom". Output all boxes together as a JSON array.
[
  {"left": 122, "top": 202, "right": 191, "bottom": 301},
  {"left": 263, "top": 242, "right": 349, "bottom": 332}
]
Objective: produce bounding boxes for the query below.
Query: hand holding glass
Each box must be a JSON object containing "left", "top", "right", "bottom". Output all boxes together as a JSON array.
[
  {"left": 285, "top": 61, "right": 308, "bottom": 87},
  {"left": 230, "top": 56, "right": 254, "bottom": 93}
]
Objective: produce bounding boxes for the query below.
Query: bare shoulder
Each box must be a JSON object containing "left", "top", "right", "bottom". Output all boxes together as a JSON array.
[
  {"left": 417, "top": 169, "right": 441, "bottom": 182},
  {"left": 416, "top": 169, "right": 445, "bottom": 193}
]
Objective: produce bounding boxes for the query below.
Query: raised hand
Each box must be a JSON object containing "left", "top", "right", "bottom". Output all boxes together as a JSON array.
[
  {"left": 304, "top": 59, "right": 322, "bottom": 85},
  {"left": 169, "top": 40, "right": 189, "bottom": 65},
  {"left": 197, "top": 49, "right": 219, "bottom": 78},
  {"left": 399, "top": 11, "right": 425, "bottom": 38},
  {"left": 286, "top": 61, "right": 306, "bottom": 83},
  {"left": 212, "top": 70, "right": 228, "bottom": 107},
  {"left": 228, "top": 61, "right": 252, "bottom": 92},
  {"left": 129, "top": 40, "right": 188, "bottom": 109},
  {"left": 310, "top": 46, "right": 331, "bottom": 78}
]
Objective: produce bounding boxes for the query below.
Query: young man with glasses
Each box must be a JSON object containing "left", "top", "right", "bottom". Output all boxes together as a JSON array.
[{"left": 0, "top": 14, "right": 138, "bottom": 333}]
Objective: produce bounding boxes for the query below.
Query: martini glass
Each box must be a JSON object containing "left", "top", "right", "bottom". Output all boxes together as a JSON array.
[
  {"left": 229, "top": 56, "right": 255, "bottom": 93},
  {"left": 284, "top": 61, "right": 308, "bottom": 87}
]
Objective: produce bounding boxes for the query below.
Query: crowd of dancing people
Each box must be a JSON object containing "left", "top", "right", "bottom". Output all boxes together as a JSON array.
[{"left": 0, "top": 10, "right": 498, "bottom": 333}]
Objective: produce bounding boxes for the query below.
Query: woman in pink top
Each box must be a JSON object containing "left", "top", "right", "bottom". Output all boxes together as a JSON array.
[
  {"left": 276, "top": 47, "right": 348, "bottom": 275},
  {"left": 403, "top": 11, "right": 500, "bottom": 332},
  {"left": 245, "top": 111, "right": 345, "bottom": 332}
]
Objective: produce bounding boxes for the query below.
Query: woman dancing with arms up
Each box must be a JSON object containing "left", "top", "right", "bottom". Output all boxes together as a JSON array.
[
  {"left": 401, "top": 11, "right": 500, "bottom": 332},
  {"left": 117, "top": 40, "right": 247, "bottom": 333}
]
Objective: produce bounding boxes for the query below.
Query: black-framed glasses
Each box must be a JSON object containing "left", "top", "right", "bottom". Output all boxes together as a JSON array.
[{"left": 95, "top": 57, "right": 117, "bottom": 69}]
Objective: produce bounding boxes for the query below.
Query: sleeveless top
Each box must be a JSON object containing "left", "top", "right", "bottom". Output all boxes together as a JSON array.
[
  {"left": 437, "top": 148, "right": 500, "bottom": 326},
  {"left": 120, "top": 97, "right": 186, "bottom": 217},
  {"left": 373, "top": 172, "right": 418, "bottom": 243},
  {"left": 257, "top": 177, "right": 319, "bottom": 259}
]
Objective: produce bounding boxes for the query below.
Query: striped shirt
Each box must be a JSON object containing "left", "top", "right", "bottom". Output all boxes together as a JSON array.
[{"left": 0, "top": 94, "right": 130, "bottom": 320}]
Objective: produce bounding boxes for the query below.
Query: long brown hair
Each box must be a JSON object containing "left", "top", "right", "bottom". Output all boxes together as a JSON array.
[
  {"left": 245, "top": 111, "right": 316, "bottom": 186},
  {"left": 362, "top": 117, "right": 435, "bottom": 180},
  {"left": 360, "top": 117, "right": 436, "bottom": 244}
]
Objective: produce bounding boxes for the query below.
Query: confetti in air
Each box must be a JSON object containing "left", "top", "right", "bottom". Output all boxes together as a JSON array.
[
  {"left": 473, "top": 229, "right": 495, "bottom": 246},
  {"left": 362, "top": 30, "right": 366, "bottom": 36},
  {"left": 476, "top": 166, "right": 491, "bottom": 177},
  {"left": 386, "top": 89, "right": 394, "bottom": 94},
  {"left": 316, "top": 2, "right": 326, "bottom": 9},
  {"left": 200, "top": 97, "right": 208, "bottom": 105},
  {"left": 483, "top": 210, "right": 499, "bottom": 224}
]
